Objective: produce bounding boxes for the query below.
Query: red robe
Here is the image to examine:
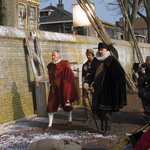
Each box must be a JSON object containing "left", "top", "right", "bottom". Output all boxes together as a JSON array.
[
  {"left": 134, "top": 128, "right": 150, "bottom": 150},
  {"left": 47, "top": 60, "right": 79, "bottom": 112}
]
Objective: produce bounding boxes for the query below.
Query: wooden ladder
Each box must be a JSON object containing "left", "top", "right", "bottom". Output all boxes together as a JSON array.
[{"left": 25, "top": 30, "right": 49, "bottom": 103}]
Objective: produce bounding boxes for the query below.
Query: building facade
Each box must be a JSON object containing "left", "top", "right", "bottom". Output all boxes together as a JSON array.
[
  {"left": 39, "top": 2, "right": 73, "bottom": 34},
  {"left": 0, "top": 0, "right": 40, "bottom": 30},
  {"left": 116, "top": 17, "right": 147, "bottom": 43},
  {"left": 39, "top": 1, "right": 116, "bottom": 38}
]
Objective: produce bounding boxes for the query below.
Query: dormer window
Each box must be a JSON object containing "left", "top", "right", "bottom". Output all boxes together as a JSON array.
[
  {"left": 48, "top": 11, "right": 51, "bottom": 16},
  {"left": 40, "top": 11, "right": 48, "bottom": 17},
  {"left": 40, "top": 9, "right": 53, "bottom": 17}
]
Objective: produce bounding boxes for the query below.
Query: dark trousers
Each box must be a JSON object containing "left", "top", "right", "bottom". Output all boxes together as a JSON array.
[
  {"left": 138, "top": 85, "right": 150, "bottom": 112},
  {"left": 93, "top": 109, "right": 112, "bottom": 131}
]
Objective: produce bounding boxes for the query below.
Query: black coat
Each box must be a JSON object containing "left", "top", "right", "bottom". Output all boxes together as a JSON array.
[{"left": 85, "top": 55, "right": 127, "bottom": 111}]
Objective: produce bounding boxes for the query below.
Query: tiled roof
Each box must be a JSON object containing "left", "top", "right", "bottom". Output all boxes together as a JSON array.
[
  {"left": 40, "top": 5, "right": 72, "bottom": 23},
  {"left": 134, "top": 18, "right": 147, "bottom": 29}
]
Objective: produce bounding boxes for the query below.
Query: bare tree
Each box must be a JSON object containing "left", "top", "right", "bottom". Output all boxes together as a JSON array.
[
  {"left": 136, "top": 0, "right": 150, "bottom": 43},
  {"left": 105, "top": 0, "right": 143, "bottom": 41},
  {"left": 0, "top": 0, "right": 15, "bottom": 27},
  {"left": 122, "top": 0, "right": 144, "bottom": 41}
]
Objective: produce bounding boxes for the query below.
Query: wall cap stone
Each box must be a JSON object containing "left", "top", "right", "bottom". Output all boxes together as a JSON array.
[
  {"left": 2, "top": 114, "right": 37, "bottom": 127},
  {"left": 0, "top": 26, "right": 100, "bottom": 44}
]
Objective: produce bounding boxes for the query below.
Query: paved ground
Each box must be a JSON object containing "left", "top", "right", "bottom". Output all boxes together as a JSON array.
[{"left": 0, "top": 88, "right": 149, "bottom": 150}]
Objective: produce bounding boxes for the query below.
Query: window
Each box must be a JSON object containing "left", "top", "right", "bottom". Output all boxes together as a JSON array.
[
  {"left": 40, "top": 25, "right": 47, "bottom": 31},
  {"left": 30, "top": 6, "right": 36, "bottom": 29},
  {"left": 18, "top": 3, "right": 26, "bottom": 29},
  {"left": 40, "top": 12, "right": 48, "bottom": 17}
]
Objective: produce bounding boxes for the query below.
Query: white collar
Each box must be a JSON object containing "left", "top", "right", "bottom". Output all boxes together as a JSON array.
[
  {"left": 52, "top": 59, "right": 61, "bottom": 64},
  {"left": 96, "top": 51, "right": 110, "bottom": 61}
]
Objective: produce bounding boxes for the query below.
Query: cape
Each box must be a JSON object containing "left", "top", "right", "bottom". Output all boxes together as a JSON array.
[
  {"left": 134, "top": 128, "right": 150, "bottom": 150},
  {"left": 85, "top": 56, "right": 127, "bottom": 111},
  {"left": 47, "top": 60, "right": 79, "bottom": 112}
]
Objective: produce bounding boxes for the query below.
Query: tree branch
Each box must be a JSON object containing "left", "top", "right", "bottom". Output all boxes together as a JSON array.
[{"left": 137, "top": 11, "right": 146, "bottom": 21}]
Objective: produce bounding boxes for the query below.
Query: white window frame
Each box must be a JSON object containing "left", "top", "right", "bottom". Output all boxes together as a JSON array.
[
  {"left": 18, "top": 3, "right": 27, "bottom": 29},
  {"left": 29, "top": 6, "right": 37, "bottom": 30}
]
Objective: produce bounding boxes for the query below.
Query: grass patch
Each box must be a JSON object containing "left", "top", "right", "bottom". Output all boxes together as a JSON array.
[
  {"left": 112, "top": 136, "right": 129, "bottom": 150},
  {"left": 112, "top": 126, "right": 150, "bottom": 150}
]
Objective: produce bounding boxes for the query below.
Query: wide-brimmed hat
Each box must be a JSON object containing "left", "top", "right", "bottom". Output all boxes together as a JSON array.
[
  {"left": 94, "top": 43, "right": 119, "bottom": 59},
  {"left": 94, "top": 42, "right": 109, "bottom": 50}
]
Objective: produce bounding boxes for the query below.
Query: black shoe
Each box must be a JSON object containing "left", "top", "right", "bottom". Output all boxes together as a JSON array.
[{"left": 103, "top": 130, "right": 109, "bottom": 136}]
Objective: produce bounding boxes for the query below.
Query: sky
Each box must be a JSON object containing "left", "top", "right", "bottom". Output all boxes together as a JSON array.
[{"left": 39, "top": 0, "right": 122, "bottom": 25}]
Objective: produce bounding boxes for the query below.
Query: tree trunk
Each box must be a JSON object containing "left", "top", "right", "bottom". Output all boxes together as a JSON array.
[
  {"left": 0, "top": 0, "right": 15, "bottom": 27},
  {"left": 147, "top": 19, "right": 150, "bottom": 43},
  {"left": 145, "top": 0, "right": 150, "bottom": 43}
]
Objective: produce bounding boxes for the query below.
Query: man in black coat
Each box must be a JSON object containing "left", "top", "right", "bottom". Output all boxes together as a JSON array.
[
  {"left": 83, "top": 42, "right": 127, "bottom": 136},
  {"left": 138, "top": 56, "right": 150, "bottom": 112}
]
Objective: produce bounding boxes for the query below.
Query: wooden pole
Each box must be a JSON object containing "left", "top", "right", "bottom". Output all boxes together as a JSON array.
[{"left": 77, "top": 0, "right": 137, "bottom": 92}]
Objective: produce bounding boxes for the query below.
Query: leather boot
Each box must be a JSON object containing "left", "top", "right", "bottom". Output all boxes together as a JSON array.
[
  {"left": 92, "top": 109, "right": 104, "bottom": 131},
  {"left": 103, "top": 111, "right": 112, "bottom": 136},
  {"left": 103, "top": 124, "right": 110, "bottom": 136},
  {"left": 85, "top": 110, "right": 92, "bottom": 123}
]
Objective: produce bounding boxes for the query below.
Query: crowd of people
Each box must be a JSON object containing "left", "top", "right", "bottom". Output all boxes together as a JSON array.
[{"left": 44, "top": 42, "right": 150, "bottom": 137}]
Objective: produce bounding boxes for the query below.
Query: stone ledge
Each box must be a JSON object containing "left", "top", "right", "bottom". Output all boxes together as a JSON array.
[
  {"left": 2, "top": 114, "right": 37, "bottom": 127},
  {"left": 0, "top": 26, "right": 100, "bottom": 44}
]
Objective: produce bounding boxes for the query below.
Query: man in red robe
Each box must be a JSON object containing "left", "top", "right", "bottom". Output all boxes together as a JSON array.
[{"left": 44, "top": 50, "right": 79, "bottom": 132}]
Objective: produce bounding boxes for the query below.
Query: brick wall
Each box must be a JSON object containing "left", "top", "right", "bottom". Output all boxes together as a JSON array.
[{"left": 0, "top": 26, "right": 150, "bottom": 124}]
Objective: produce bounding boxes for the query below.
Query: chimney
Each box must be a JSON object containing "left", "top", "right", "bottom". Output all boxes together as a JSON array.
[{"left": 57, "top": 0, "right": 64, "bottom": 10}]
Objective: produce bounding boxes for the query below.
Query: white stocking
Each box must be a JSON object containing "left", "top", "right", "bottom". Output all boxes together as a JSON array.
[
  {"left": 48, "top": 113, "right": 54, "bottom": 127},
  {"left": 68, "top": 111, "right": 72, "bottom": 122}
]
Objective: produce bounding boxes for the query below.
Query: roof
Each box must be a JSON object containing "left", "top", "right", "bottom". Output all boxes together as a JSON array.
[
  {"left": 134, "top": 31, "right": 145, "bottom": 37},
  {"left": 114, "top": 27, "right": 123, "bottom": 34},
  {"left": 39, "top": 4, "right": 115, "bottom": 28},
  {"left": 101, "top": 21, "right": 115, "bottom": 29},
  {"left": 134, "top": 17, "right": 147, "bottom": 29},
  {"left": 40, "top": 5, "right": 73, "bottom": 23}
]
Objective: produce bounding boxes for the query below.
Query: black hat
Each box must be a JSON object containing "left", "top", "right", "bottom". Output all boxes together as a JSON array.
[
  {"left": 98, "top": 43, "right": 109, "bottom": 50},
  {"left": 94, "top": 42, "right": 109, "bottom": 50}
]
